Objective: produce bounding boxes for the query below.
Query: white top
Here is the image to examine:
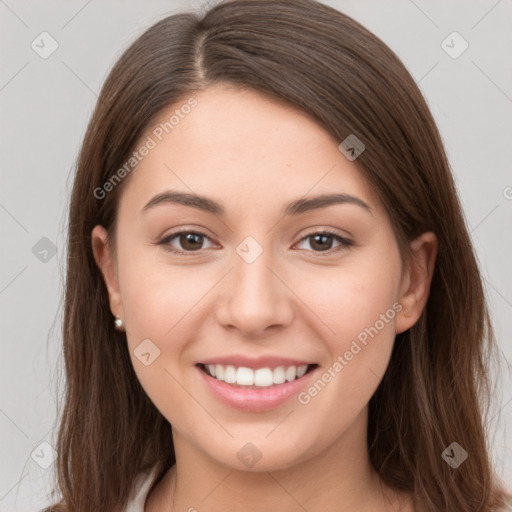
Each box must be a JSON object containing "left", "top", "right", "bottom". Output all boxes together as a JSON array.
[{"left": 124, "top": 468, "right": 160, "bottom": 512}]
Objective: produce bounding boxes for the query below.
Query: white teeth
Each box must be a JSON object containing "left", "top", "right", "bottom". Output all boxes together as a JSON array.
[
  {"left": 296, "top": 365, "right": 308, "bottom": 378},
  {"left": 236, "top": 367, "right": 254, "bottom": 385},
  {"left": 204, "top": 364, "right": 311, "bottom": 387},
  {"left": 254, "top": 368, "right": 273, "bottom": 387},
  {"left": 224, "top": 365, "right": 236, "bottom": 384},
  {"left": 215, "top": 364, "right": 224, "bottom": 381},
  {"left": 272, "top": 366, "right": 286, "bottom": 384},
  {"left": 285, "top": 366, "right": 297, "bottom": 382}
]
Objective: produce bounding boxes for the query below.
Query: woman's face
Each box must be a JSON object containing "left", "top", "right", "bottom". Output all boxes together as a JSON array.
[{"left": 93, "top": 83, "right": 431, "bottom": 472}]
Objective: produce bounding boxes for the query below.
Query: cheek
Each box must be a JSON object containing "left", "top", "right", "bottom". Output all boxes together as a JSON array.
[
  {"left": 295, "top": 251, "right": 402, "bottom": 347},
  {"left": 118, "top": 259, "right": 204, "bottom": 427},
  {"left": 291, "top": 246, "right": 402, "bottom": 409},
  {"left": 117, "top": 240, "right": 210, "bottom": 341},
  {"left": 117, "top": 250, "right": 215, "bottom": 414},
  {"left": 293, "top": 249, "right": 402, "bottom": 424}
]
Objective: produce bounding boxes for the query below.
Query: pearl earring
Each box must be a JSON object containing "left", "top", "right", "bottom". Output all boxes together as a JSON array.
[{"left": 114, "top": 316, "right": 125, "bottom": 331}]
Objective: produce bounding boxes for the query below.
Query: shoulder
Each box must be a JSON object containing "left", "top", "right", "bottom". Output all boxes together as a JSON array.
[
  {"left": 40, "top": 469, "right": 160, "bottom": 512},
  {"left": 123, "top": 468, "right": 160, "bottom": 512}
]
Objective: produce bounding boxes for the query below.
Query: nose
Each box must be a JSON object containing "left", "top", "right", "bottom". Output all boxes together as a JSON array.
[{"left": 215, "top": 247, "right": 294, "bottom": 338}]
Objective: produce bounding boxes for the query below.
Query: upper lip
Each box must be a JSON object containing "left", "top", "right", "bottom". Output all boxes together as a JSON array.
[{"left": 197, "top": 355, "right": 317, "bottom": 370}]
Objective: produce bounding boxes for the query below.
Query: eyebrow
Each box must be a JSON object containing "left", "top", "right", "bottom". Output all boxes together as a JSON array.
[{"left": 142, "top": 190, "right": 372, "bottom": 216}]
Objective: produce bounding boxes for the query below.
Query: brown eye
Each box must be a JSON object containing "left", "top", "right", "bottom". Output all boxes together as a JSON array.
[
  {"left": 178, "top": 232, "right": 204, "bottom": 251},
  {"left": 159, "top": 230, "right": 215, "bottom": 254},
  {"left": 309, "top": 233, "right": 335, "bottom": 251},
  {"left": 296, "top": 231, "right": 353, "bottom": 255}
]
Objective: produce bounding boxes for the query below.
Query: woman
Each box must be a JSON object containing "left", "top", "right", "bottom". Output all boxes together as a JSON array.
[{"left": 45, "top": 0, "right": 512, "bottom": 510}]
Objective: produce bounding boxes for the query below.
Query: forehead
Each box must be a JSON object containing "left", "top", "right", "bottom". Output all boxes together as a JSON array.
[{"left": 119, "top": 84, "right": 382, "bottom": 218}]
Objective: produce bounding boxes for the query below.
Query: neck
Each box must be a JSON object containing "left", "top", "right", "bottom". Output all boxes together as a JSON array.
[{"left": 145, "top": 407, "right": 412, "bottom": 512}]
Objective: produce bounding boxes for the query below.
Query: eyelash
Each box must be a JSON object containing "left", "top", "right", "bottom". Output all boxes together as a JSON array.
[{"left": 157, "top": 229, "right": 353, "bottom": 257}]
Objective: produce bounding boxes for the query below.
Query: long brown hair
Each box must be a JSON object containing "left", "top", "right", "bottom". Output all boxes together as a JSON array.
[{"left": 46, "top": 1, "right": 511, "bottom": 510}]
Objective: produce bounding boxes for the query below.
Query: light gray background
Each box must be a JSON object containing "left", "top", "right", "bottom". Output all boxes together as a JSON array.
[{"left": 1, "top": 0, "right": 511, "bottom": 510}]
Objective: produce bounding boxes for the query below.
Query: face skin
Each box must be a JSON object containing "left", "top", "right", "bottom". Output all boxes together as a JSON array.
[{"left": 92, "top": 83, "right": 437, "bottom": 512}]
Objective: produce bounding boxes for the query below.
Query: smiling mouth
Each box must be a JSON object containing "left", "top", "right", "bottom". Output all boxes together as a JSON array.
[{"left": 197, "top": 363, "right": 318, "bottom": 388}]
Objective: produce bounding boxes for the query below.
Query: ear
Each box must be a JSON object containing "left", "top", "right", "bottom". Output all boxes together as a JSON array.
[
  {"left": 91, "top": 225, "right": 124, "bottom": 320},
  {"left": 395, "top": 231, "right": 438, "bottom": 334}
]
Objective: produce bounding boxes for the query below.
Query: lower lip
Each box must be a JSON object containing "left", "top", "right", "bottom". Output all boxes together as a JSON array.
[{"left": 197, "top": 365, "right": 317, "bottom": 412}]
